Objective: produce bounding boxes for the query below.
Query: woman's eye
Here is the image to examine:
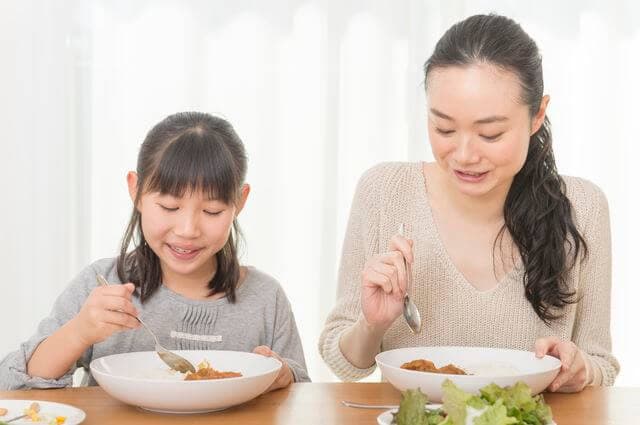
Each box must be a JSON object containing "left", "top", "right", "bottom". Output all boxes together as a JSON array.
[
  {"left": 435, "top": 128, "right": 455, "bottom": 136},
  {"left": 158, "top": 204, "right": 178, "bottom": 212},
  {"left": 480, "top": 133, "right": 503, "bottom": 141}
]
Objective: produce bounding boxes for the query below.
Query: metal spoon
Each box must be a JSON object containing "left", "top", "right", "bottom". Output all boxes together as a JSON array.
[
  {"left": 96, "top": 274, "right": 196, "bottom": 373},
  {"left": 341, "top": 400, "right": 399, "bottom": 409},
  {"left": 398, "top": 224, "right": 422, "bottom": 334}
]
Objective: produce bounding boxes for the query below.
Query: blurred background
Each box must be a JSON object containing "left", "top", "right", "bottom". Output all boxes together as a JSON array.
[{"left": 1, "top": 0, "right": 639, "bottom": 385}]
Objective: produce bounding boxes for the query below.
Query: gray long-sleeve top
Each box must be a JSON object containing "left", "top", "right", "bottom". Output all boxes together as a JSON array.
[{"left": 1, "top": 258, "right": 309, "bottom": 390}]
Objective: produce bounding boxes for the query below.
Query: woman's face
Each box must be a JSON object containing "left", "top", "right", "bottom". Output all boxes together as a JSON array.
[{"left": 426, "top": 63, "right": 547, "bottom": 198}]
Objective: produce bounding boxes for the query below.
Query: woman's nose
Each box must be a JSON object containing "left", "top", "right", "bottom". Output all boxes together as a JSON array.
[{"left": 452, "top": 135, "right": 480, "bottom": 164}]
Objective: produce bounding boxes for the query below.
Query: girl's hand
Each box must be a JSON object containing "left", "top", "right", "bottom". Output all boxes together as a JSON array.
[
  {"left": 535, "top": 336, "right": 592, "bottom": 393},
  {"left": 71, "top": 282, "right": 140, "bottom": 346},
  {"left": 253, "top": 346, "right": 294, "bottom": 392},
  {"left": 361, "top": 233, "right": 413, "bottom": 331}
]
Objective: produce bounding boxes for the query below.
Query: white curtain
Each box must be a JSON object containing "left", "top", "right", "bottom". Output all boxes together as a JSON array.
[{"left": 1, "top": 0, "right": 639, "bottom": 385}]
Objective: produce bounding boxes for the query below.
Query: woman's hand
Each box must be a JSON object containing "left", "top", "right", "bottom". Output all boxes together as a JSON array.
[
  {"left": 361, "top": 233, "right": 413, "bottom": 330},
  {"left": 253, "top": 346, "right": 294, "bottom": 392},
  {"left": 70, "top": 282, "right": 140, "bottom": 347},
  {"left": 535, "top": 336, "right": 592, "bottom": 392}
]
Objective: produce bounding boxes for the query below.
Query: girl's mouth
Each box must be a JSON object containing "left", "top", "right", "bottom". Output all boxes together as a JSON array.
[{"left": 167, "top": 244, "right": 201, "bottom": 260}]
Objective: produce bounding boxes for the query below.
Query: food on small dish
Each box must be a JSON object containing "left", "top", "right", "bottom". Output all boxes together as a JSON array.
[
  {"left": 400, "top": 359, "right": 467, "bottom": 375},
  {"left": 184, "top": 360, "right": 242, "bottom": 381},
  {"left": 391, "top": 380, "right": 553, "bottom": 425},
  {"left": 24, "top": 402, "right": 41, "bottom": 421},
  {"left": 0, "top": 407, "right": 7, "bottom": 416}
]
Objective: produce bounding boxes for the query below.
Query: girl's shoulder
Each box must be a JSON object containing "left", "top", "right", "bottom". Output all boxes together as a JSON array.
[{"left": 241, "top": 266, "right": 286, "bottom": 295}]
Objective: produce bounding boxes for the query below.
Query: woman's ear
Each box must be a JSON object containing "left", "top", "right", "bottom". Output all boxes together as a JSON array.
[
  {"left": 235, "top": 184, "right": 251, "bottom": 216},
  {"left": 126, "top": 171, "right": 139, "bottom": 205},
  {"left": 531, "top": 95, "right": 550, "bottom": 135}
]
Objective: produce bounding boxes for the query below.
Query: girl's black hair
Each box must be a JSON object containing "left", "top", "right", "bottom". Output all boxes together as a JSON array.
[
  {"left": 117, "top": 112, "right": 247, "bottom": 303},
  {"left": 424, "top": 14, "right": 587, "bottom": 324}
]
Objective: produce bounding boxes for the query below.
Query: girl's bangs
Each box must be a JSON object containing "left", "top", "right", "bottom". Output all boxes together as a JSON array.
[{"left": 144, "top": 131, "right": 241, "bottom": 203}]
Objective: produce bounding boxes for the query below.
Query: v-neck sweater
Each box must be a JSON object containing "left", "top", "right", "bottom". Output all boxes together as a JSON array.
[{"left": 318, "top": 162, "right": 618, "bottom": 385}]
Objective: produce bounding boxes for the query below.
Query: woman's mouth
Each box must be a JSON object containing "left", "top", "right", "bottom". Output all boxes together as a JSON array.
[{"left": 454, "top": 169, "right": 489, "bottom": 183}]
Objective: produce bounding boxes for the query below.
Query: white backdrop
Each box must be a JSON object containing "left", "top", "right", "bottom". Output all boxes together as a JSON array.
[{"left": 1, "top": 0, "right": 639, "bottom": 385}]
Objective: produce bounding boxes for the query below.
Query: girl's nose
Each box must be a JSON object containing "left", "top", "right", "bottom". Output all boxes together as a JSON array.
[{"left": 174, "top": 213, "right": 200, "bottom": 238}]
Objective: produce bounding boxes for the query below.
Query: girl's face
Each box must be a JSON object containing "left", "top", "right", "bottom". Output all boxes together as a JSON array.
[
  {"left": 426, "top": 63, "right": 548, "bottom": 198},
  {"left": 128, "top": 172, "right": 249, "bottom": 286}
]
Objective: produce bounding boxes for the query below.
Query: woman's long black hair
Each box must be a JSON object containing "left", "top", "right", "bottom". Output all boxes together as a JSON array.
[
  {"left": 116, "top": 112, "right": 247, "bottom": 303},
  {"left": 424, "top": 14, "right": 587, "bottom": 324}
]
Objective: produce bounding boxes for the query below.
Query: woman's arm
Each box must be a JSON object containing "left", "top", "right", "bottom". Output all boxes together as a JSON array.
[
  {"left": 570, "top": 181, "right": 619, "bottom": 385},
  {"left": 319, "top": 163, "right": 411, "bottom": 380}
]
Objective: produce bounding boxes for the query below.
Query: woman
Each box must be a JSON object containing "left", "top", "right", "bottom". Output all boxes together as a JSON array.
[{"left": 319, "top": 14, "right": 618, "bottom": 392}]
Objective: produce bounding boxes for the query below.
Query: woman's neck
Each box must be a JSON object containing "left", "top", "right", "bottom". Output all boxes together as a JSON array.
[{"left": 426, "top": 162, "right": 511, "bottom": 224}]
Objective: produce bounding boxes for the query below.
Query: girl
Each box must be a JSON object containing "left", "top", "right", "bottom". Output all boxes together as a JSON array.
[
  {"left": 319, "top": 14, "right": 619, "bottom": 392},
  {"left": 1, "top": 112, "right": 309, "bottom": 390}
]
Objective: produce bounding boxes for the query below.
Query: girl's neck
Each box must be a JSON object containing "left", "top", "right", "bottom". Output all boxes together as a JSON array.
[{"left": 161, "top": 259, "right": 219, "bottom": 300}]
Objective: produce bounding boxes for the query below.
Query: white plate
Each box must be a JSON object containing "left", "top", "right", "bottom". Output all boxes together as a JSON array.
[
  {"left": 376, "top": 346, "right": 561, "bottom": 402},
  {"left": 0, "top": 399, "right": 85, "bottom": 424},
  {"left": 90, "top": 350, "right": 281, "bottom": 413},
  {"left": 377, "top": 406, "right": 557, "bottom": 425}
]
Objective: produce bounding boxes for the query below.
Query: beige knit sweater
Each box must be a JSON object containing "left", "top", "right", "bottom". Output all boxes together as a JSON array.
[{"left": 319, "top": 162, "right": 619, "bottom": 385}]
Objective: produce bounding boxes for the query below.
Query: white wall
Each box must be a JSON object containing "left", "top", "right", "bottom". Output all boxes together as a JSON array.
[{"left": 1, "top": 0, "right": 639, "bottom": 385}]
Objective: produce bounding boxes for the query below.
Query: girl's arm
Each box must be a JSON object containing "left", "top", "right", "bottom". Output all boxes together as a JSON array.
[
  {"left": 26, "top": 282, "right": 138, "bottom": 379},
  {"left": 268, "top": 286, "right": 310, "bottom": 384}
]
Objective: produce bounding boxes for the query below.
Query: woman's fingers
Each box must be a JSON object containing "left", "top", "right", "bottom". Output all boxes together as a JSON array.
[
  {"left": 370, "top": 261, "right": 402, "bottom": 299},
  {"left": 534, "top": 336, "right": 560, "bottom": 358},
  {"left": 542, "top": 340, "right": 584, "bottom": 392},
  {"left": 389, "top": 235, "right": 414, "bottom": 264}
]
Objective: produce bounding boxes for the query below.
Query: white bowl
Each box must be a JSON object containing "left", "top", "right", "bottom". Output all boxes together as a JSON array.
[
  {"left": 376, "top": 346, "right": 561, "bottom": 402},
  {"left": 90, "top": 350, "right": 281, "bottom": 413}
]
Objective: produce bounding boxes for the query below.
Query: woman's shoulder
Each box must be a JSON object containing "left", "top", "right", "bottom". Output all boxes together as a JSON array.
[
  {"left": 358, "top": 161, "right": 421, "bottom": 184},
  {"left": 355, "top": 161, "right": 423, "bottom": 199},
  {"left": 562, "top": 175, "right": 609, "bottom": 227}
]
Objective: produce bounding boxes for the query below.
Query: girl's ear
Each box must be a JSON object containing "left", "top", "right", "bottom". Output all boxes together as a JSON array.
[
  {"left": 235, "top": 184, "right": 251, "bottom": 216},
  {"left": 531, "top": 94, "right": 550, "bottom": 135},
  {"left": 126, "top": 171, "right": 139, "bottom": 204}
]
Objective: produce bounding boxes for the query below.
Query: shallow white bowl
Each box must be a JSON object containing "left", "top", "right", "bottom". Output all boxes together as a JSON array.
[
  {"left": 90, "top": 350, "right": 281, "bottom": 413},
  {"left": 376, "top": 346, "right": 561, "bottom": 402}
]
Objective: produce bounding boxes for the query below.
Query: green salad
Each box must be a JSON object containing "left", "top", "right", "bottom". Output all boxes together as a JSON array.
[{"left": 392, "top": 380, "right": 553, "bottom": 425}]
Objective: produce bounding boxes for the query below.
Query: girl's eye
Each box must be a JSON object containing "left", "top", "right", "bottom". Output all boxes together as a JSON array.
[
  {"left": 435, "top": 128, "right": 455, "bottom": 136},
  {"left": 158, "top": 204, "right": 178, "bottom": 212},
  {"left": 204, "top": 210, "right": 223, "bottom": 216},
  {"left": 480, "top": 133, "right": 504, "bottom": 141}
]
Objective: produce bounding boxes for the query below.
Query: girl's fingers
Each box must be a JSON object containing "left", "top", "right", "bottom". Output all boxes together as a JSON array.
[
  {"left": 253, "top": 346, "right": 293, "bottom": 392},
  {"left": 101, "top": 310, "right": 140, "bottom": 330},
  {"left": 102, "top": 296, "right": 139, "bottom": 317}
]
